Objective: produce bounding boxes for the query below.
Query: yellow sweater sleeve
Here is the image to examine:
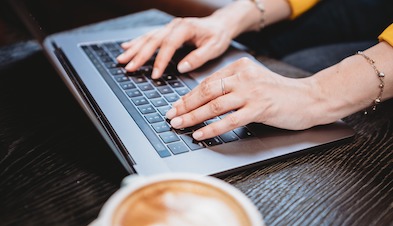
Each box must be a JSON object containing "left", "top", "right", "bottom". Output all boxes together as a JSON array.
[
  {"left": 379, "top": 24, "right": 393, "bottom": 47},
  {"left": 287, "top": 0, "right": 320, "bottom": 19}
]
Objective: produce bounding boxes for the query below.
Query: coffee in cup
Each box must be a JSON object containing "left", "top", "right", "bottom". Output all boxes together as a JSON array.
[{"left": 91, "top": 173, "right": 264, "bottom": 226}]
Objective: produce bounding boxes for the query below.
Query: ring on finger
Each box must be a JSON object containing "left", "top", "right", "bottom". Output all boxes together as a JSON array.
[{"left": 221, "top": 78, "right": 227, "bottom": 95}]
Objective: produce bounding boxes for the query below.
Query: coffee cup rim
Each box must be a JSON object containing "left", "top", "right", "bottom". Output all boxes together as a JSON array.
[{"left": 97, "top": 173, "right": 265, "bottom": 226}]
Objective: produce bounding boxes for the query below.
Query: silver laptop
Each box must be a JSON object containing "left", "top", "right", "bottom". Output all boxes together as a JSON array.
[{"left": 11, "top": 3, "right": 354, "bottom": 176}]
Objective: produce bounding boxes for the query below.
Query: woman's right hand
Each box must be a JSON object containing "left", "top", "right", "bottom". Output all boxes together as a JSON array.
[{"left": 116, "top": 16, "right": 233, "bottom": 79}]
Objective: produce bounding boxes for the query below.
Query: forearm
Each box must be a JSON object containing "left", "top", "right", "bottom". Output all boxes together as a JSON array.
[
  {"left": 309, "top": 42, "right": 393, "bottom": 124},
  {"left": 210, "top": 0, "right": 291, "bottom": 38}
]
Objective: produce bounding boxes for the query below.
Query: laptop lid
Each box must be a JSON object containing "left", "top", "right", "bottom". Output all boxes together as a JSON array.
[{"left": 10, "top": 0, "right": 355, "bottom": 176}]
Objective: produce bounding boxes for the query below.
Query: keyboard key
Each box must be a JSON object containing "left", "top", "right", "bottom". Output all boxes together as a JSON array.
[
  {"left": 100, "top": 56, "right": 114, "bottom": 63},
  {"left": 138, "top": 83, "right": 154, "bottom": 91},
  {"left": 131, "top": 76, "right": 147, "bottom": 83},
  {"left": 162, "top": 74, "right": 177, "bottom": 81},
  {"left": 126, "top": 89, "right": 142, "bottom": 98},
  {"left": 139, "top": 66, "right": 153, "bottom": 76},
  {"left": 152, "top": 142, "right": 172, "bottom": 158},
  {"left": 144, "top": 91, "right": 161, "bottom": 99},
  {"left": 103, "top": 43, "right": 119, "bottom": 51},
  {"left": 109, "top": 68, "right": 124, "bottom": 75},
  {"left": 126, "top": 71, "right": 142, "bottom": 77},
  {"left": 138, "top": 104, "right": 156, "bottom": 114},
  {"left": 151, "top": 98, "right": 168, "bottom": 107},
  {"left": 145, "top": 113, "right": 164, "bottom": 124},
  {"left": 131, "top": 97, "right": 148, "bottom": 106},
  {"left": 110, "top": 50, "right": 122, "bottom": 57},
  {"left": 115, "top": 76, "right": 130, "bottom": 83},
  {"left": 120, "top": 82, "right": 136, "bottom": 90},
  {"left": 159, "top": 131, "right": 180, "bottom": 143},
  {"left": 180, "top": 134, "right": 205, "bottom": 150},
  {"left": 157, "top": 106, "right": 171, "bottom": 116},
  {"left": 91, "top": 44, "right": 103, "bottom": 51},
  {"left": 151, "top": 121, "right": 171, "bottom": 133},
  {"left": 168, "top": 142, "right": 189, "bottom": 155},
  {"left": 164, "top": 93, "right": 180, "bottom": 103},
  {"left": 157, "top": 86, "right": 173, "bottom": 94},
  {"left": 105, "top": 62, "right": 118, "bottom": 68},
  {"left": 175, "top": 88, "right": 190, "bottom": 96},
  {"left": 152, "top": 79, "right": 167, "bottom": 87},
  {"left": 203, "top": 137, "right": 223, "bottom": 146},
  {"left": 219, "top": 131, "right": 239, "bottom": 143},
  {"left": 233, "top": 127, "right": 254, "bottom": 139},
  {"left": 168, "top": 81, "right": 184, "bottom": 88},
  {"left": 95, "top": 51, "right": 109, "bottom": 57}
]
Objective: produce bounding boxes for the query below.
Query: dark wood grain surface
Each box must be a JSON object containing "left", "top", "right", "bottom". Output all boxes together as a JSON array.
[{"left": 0, "top": 10, "right": 392, "bottom": 226}]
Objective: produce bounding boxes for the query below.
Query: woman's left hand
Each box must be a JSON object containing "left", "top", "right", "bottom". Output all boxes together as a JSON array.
[{"left": 165, "top": 57, "right": 323, "bottom": 141}]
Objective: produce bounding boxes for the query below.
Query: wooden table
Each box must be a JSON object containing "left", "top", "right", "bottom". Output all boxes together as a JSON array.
[{"left": 1, "top": 10, "right": 392, "bottom": 226}]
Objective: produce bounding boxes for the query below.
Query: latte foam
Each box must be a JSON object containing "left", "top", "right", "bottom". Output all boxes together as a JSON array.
[{"left": 112, "top": 180, "right": 251, "bottom": 226}]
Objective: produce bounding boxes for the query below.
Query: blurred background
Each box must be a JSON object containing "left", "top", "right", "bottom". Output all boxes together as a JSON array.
[{"left": 0, "top": 0, "right": 231, "bottom": 47}]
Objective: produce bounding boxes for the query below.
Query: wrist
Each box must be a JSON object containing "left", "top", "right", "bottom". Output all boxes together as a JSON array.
[
  {"left": 211, "top": 1, "right": 261, "bottom": 37},
  {"left": 310, "top": 56, "right": 382, "bottom": 123},
  {"left": 210, "top": 0, "right": 291, "bottom": 38}
]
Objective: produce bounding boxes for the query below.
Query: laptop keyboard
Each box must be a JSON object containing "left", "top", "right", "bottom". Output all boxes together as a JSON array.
[{"left": 81, "top": 41, "right": 253, "bottom": 158}]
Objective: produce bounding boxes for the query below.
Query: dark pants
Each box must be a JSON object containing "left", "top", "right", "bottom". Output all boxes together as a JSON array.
[{"left": 238, "top": 0, "right": 393, "bottom": 73}]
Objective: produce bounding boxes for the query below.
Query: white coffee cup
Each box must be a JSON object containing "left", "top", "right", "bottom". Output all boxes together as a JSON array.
[{"left": 90, "top": 173, "right": 265, "bottom": 226}]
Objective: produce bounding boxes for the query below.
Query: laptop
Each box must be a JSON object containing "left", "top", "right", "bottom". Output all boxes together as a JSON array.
[{"left": 10, "top": 1, "right": 355, "bottom": 176}]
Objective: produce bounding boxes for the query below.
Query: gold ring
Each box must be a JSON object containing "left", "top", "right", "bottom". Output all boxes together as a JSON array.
[{"left": 221, "top": 78, "right": 226, "bottom": 95}]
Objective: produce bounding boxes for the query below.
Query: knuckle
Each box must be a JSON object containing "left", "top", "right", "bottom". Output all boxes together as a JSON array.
[
  {"left": 170, "top": 18, "right": 184, "bottom": 25},
  {"left": 181, "top": 98, "right": 191, "bottom": 112},
  {"left": 238, "top": 57, "right": 251, "bottom": 65},
  {"left": 181, "top": 17, "right": 194, "bottom": 25},
  {"left": 147, "top": 34, "right": 161, "bottom": 44},
  {"left": 209, "top": 100, "right": 223, "bottom": 115},
  {"left": 243, "top": 71, "right": 259, "bottom": 80},
  {"left": 199, "top": 80, "right": 213, "bottom": 99},
  {"left": 186, "top": 112, "right": 199, "bottom": 124},
  {"left": 161, "top": 38, "right": 174, "bottom": 47},
  {"left": 226, "top": 114, "right": 240, "bottom": 128}
]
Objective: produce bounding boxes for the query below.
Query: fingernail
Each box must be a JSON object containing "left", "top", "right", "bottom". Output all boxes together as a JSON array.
[
  {"left": 125, "top": 61, "right": 135, "bottom": 71},
  {"left": 152, "top": 68, "right": 160, "bottom": 79},
  {"left": 170, "top": 117, "right": 183, "bottom": 128},
  {"left": 166, "top": 108, "right": 177, "bottom": 119},
  {"left": 116, "top": 53, "right": 124, "bottom": 61},
  {"left": 178, "top": 61, "right": 191, "bottom": 73},
  {"left": 192, "top": 131, "right": 203, "bottom": 140},
  {"left": 172, "top": 99, "right": 182, "bottom": 107}
]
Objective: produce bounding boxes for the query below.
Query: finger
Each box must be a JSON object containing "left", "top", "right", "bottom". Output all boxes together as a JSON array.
[
  {"left": 169, "top": 92, "right": 243, "bottom": 129},
  {"left": 152, "top": 25, "right": 196, "bottom": 79},
  {"left": 169, "top": 72, "right": 238, "bottom": 119},
  {"left": 177, "top": 38, "right": 229, "bottom": 73},
  {"left": 118, "top": 26, "right": 176, "bottom": 71},
  {"left": 122, "top": 31, "right": 171, "bottom": 72},
  {"left": 120, "top": 35, "right": 144, "bottom": 49},
  {"left": 116, "top": 38, "right": 146, "bottom": 63},
  {"left": 117, "top": 30, "right": 158, "bottom": 62},
  {"left": 192, "top": 109, "right": 251, "bottom": 141}
]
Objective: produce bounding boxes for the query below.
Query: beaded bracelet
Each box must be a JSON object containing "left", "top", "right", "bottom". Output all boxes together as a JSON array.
[
  {"left": 356, "top": 51, "right": 385, "bottom": 115},
  {"left": 250, "top": 0, "right": 265, "bottom": 30}
]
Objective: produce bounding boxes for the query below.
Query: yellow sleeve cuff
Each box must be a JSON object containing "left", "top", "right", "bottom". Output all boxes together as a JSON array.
[
  {"left": 287, "top": 0, "right": 320, "bottom": 19},
  {"left": 378, "top": 24, "right": 393, "bottom": 47}
]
